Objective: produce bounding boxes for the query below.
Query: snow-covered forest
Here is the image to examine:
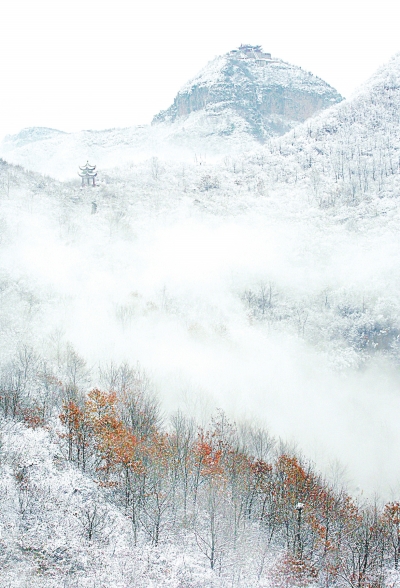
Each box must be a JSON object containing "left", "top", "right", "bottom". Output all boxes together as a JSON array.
[
  {"left": 1, "top": 49, "right": 400, "bottom": 586},
  {"left": 1, "top": 364, "right": 400, "bottom": 587}
]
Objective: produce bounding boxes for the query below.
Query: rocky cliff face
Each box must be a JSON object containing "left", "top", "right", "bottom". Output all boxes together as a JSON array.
[{"left": 153, "top": 46, "right": 343, "bottom": 141}]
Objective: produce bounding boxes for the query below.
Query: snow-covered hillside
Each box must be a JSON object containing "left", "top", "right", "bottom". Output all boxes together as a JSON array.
[
  {"left": 0, "top": 419, "right": 233, "bottom": 587},
  {"left": 0, "top": 119, "right": 258, "bottom": 180},
  {"left": 251, "top": 51, "right": 400, "bottom": 207}
]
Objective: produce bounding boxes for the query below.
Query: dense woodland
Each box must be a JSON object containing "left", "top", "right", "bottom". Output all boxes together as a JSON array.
[{"left": 0, "top": 349, "right": 399, "bottom": 587}]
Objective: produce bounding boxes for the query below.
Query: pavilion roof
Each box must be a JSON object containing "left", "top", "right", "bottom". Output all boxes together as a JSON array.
[{"left": 79, "top": 160, "right": 96, "bottom": 171}]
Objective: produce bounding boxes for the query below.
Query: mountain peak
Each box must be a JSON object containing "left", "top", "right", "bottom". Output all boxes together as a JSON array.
[{"left": 153, "top": 46, "right": 343, "bottom": 141}]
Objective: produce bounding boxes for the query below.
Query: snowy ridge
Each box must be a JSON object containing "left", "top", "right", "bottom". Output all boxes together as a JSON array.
[
  {"left": 2, "top": 127, "right": 66, "bottom": 149},
  {"left": 0, "top": 120, "right": 258, "bottom": 180},
  {"left": 178, "top": 54, "right": 228, "bottom": 94},
  {"left": 153, "top": 47, "right": 343, "bottom": 140},
  {"left": 350, "top": 50, "right": 400, "bottom": 97},
  {"left": 177, "top": 53, "right": 340, "bottom": 99},
  {"left": 251, "top": 51, "right": 400, "bottom": 209}
]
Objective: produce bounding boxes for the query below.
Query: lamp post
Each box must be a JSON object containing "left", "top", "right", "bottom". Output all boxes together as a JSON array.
[{"left": 295, "top": 502, "right": 304, "bottom": 558}]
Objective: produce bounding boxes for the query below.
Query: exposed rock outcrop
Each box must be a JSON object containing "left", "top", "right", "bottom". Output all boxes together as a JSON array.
[{"left": 153, "top": 45, "right": 343, "bottom": 141}]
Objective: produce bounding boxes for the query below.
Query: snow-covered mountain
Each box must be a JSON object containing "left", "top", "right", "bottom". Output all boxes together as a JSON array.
[
  {"left": 153, "top": 45, "right": 343, "bottom": 139},
  {"left": 0, "top": 46, "right": 342, "bottom": 179}
]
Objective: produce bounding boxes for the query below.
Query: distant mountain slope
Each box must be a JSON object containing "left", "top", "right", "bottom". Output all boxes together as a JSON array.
[
  {"left": 0, "top": 120, "right": 259, "bottom": 180},
  {"left": 252, "top": 52, "right": 400, "bottom": 207},
  {"left": 153, "top": 45, "right": 343, "bottom": 140},
  {"left": 0, "top": 46, "right": 342, "bottom": 179},
  {"left": 1, "top": 126, "right": 66, "bottom": 149}
]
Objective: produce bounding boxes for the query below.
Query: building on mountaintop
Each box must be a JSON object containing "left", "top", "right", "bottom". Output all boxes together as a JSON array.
[
  {"left": 234, "top": 45, "right": 272, "bottom": 61},
  {"left": 78, "top": 161, "right": 97, "bottom": 186}
]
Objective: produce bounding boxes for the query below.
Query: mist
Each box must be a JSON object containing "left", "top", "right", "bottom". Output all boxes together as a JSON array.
[{"left": 1, "top": 164, "right": 400, "bottom": 499}]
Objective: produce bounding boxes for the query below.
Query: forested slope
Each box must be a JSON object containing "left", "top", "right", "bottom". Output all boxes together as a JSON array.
[{"left": 1, "top": 357, "right": 400, "bottom": 587}]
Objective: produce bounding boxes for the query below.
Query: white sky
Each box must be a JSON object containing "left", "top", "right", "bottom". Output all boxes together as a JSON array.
[{"left": 1, "top": 0, "right": 399, "bottom": 140}]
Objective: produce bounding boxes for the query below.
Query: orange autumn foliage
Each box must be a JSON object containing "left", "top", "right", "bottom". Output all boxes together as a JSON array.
[
  {"left": 195, "top": 432, "right": 224, "bottom": 477},
  {"left": 57, "top": 393, "right": 399, "bottom": 581}
]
